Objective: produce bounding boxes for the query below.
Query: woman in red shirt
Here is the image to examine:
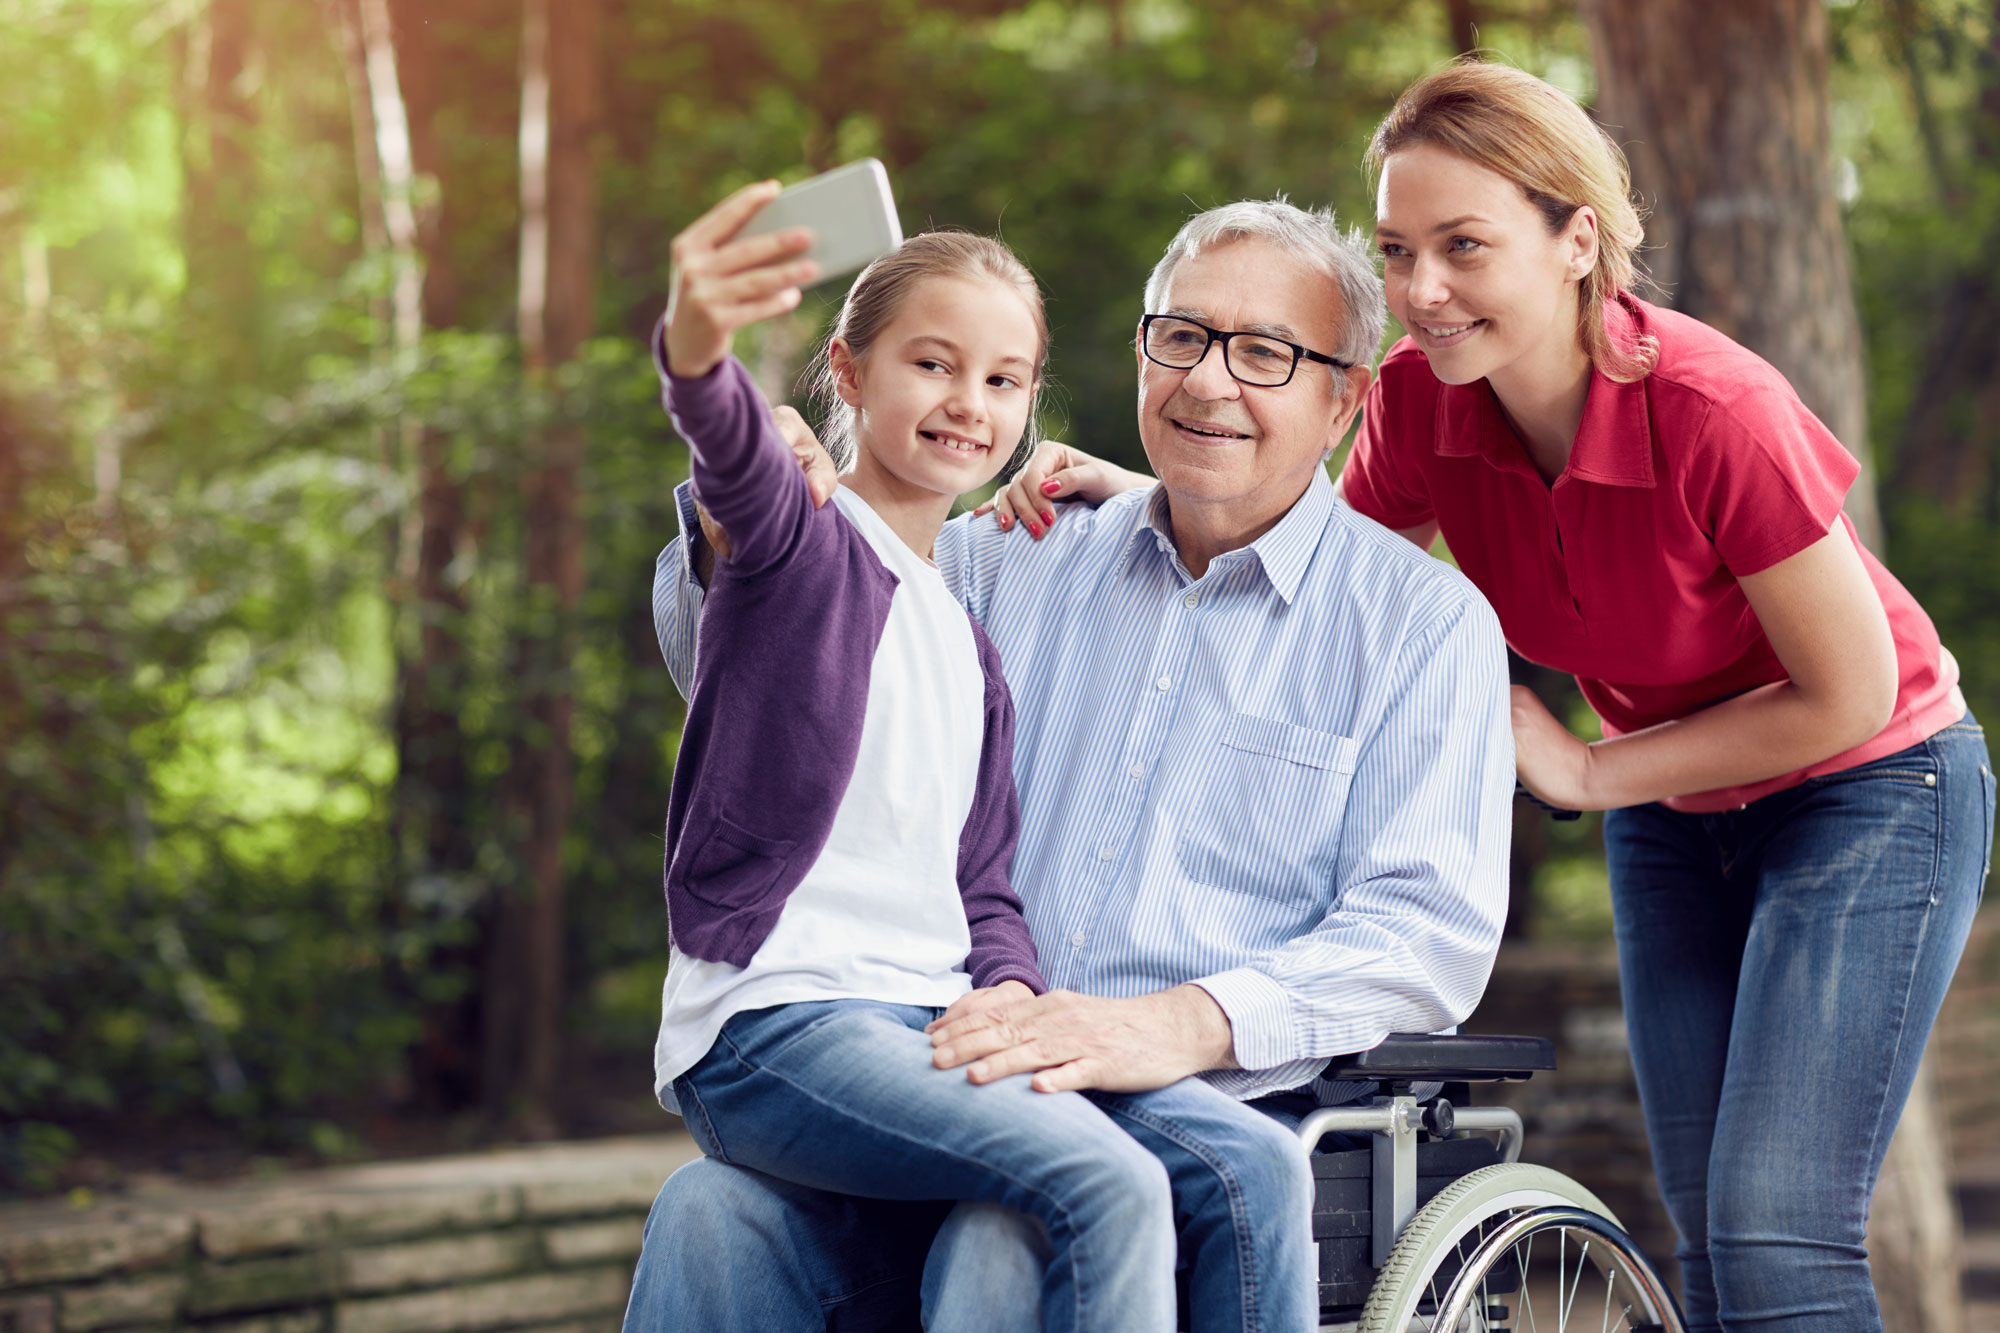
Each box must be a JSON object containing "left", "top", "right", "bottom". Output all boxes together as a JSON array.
[
  {"left": 1345, "top": 63, "right": 1990, "bottom": 1332},
  {"left": 995, "top": 60, "right": 1993, "bottom": 1333}
]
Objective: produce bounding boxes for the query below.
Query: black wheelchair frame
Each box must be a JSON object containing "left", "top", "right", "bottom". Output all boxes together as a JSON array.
[{"left": 1298, "top": 1032, "right": 1686, "bottom": 1332}]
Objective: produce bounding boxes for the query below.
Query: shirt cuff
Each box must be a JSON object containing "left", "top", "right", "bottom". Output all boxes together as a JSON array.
[
  {"left": 1192, "top": 967, "right": 1297, "bottom": 1072},
  {"left": 672, "top": 479, "right": 714, "bottom": 592}
]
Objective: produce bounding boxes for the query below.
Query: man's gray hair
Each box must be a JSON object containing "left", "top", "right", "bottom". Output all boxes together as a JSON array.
[{"left": 1142, "top": 197, "right": 1386, "bottom": 381}]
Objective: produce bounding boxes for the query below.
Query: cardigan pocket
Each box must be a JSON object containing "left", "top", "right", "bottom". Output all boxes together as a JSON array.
[{"left": 683, "top": 815, "right": 798, "bottom": 912}]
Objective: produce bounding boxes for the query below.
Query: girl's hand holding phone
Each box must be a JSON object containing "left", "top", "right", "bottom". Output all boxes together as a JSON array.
[{"left": 664, "top": 180, "right": 819, "bottom": 380}]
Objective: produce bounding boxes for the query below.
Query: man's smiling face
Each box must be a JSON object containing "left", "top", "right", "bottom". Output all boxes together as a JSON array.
[{"left": 1135, "top": 238, "right": 1358, "bottom": 545}]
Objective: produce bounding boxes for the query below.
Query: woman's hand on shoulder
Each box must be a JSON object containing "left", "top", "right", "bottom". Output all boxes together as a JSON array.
[
  {"left": 973, "top": 439, "right": 1153, "bottom": 539},
  {"left": 664, "top": 180, "right": 819, "bottom": 379}
]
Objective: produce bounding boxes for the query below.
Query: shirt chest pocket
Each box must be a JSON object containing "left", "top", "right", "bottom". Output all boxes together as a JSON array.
[{"left": 1175, "top": 715, "right": 1360, "bottom": 899}]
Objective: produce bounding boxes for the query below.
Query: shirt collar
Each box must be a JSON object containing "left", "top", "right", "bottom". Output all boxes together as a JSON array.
[
  {"left": 1430, "top": 293, "right": 1655, "bottom": 488},
  {"left": 1118, "top": 465, "right": 1335, "bottom": 605}
]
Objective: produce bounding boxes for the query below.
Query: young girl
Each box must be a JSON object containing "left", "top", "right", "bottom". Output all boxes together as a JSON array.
[{"left": 650, "top": 181, "right": 1175, "bottom": 1333}]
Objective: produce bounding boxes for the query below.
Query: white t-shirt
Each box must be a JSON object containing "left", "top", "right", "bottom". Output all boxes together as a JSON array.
[{"left": 653, "top": 488, "right": 985, "bottom": 1109}]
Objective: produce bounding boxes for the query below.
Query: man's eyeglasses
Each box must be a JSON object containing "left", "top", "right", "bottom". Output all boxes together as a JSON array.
[{"left": 1139, "top": 314, "right": 1352, "bottom": 388}]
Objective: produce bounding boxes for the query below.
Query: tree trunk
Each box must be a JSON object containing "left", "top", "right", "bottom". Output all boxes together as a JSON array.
[
  {"left": 1582, "top": 4, "right": 1963, "bottom": 1323},
  {"left": 492, "top": 0, "right": 598, "bottom": 1125},
  {"left": 182, "top": 0, "right": 258, "bottom": 355},
  {"left": 385, "top": 0, "right": 473, "bottom": 917},
  {"left": 325, "top": 0, "right": 486, "bottom": 1108},
  {"left": 1446, "top": 0, "right": 1480, "bottom": 57},
  {"left": 1892, "top": 3, "right": 2000, "bottom": 518},
  {"left": 1581, "top": 0, "right": 1882, "bottom": 550}
]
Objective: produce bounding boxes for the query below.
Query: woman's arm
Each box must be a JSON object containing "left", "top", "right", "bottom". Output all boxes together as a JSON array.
[{"left": 1514, "top": 519, "right": 1900, "bottom": 810}]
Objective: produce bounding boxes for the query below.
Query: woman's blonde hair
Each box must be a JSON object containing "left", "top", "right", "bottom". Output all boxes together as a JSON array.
[
  {"left": 805, "top": 231, "right": 1048, "bottom": 472},
  {"left": 1368, "top": 59, "right": 1658, "bottom": 382}
]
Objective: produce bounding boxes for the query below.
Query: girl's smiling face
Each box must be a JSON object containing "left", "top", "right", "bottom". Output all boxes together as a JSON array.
[
  {"left": 836, "top": 274, "right": 1040, "bottom": 501},
  {"left": 1375, "top": 142, "right": 1598, "bottom": 393}
]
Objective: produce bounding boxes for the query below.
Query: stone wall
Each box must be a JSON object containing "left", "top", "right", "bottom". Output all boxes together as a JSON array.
[
  {"left": 4, "top": 911, "right": 1991, "bottom": 1333},
  {"left": 0, "top": 1138, "right": 697, "bottom": 1333}
]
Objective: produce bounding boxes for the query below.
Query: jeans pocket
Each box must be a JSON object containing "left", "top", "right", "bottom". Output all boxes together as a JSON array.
[
  {"left": 1803, "top": 744, "right": 1940, "bottom": 792},
  {"left": 1175, "top": 715, "right": 1357, "bottom": 898},
  {"left": 1978, "top": 760, "right": 1994, "bottom": 898}
]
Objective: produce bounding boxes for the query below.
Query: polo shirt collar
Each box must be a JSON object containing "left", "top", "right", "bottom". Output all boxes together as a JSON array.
[
  {"left": 1120, "top": 465, "right": 1333, "bottom": 605},
  {"left": 1430, "top": 295, "right": 1655, "bottom": 488}
]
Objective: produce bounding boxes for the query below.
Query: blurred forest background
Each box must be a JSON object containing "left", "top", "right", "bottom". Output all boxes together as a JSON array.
[{"left": 3, "top": 0, "right": 1998, "bottom": 1194}]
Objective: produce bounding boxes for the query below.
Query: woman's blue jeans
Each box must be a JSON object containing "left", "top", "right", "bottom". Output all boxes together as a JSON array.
[
  {"left": 1603, "top": 716, "right": 1993, "bottom": 1332},
  {"left": 670, "top": 999, "right": 1177, "bottom": 1333}
]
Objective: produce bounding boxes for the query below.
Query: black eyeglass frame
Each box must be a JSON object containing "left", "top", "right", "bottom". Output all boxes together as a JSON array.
[{"left": 1138, "top": 313, "right": 1354, "bottom": 388}]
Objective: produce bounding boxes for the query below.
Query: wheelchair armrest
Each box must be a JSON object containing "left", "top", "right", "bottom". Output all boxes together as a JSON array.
[{"left": 1319, "top": 1032, "right": 1556, "bottom": 1084}]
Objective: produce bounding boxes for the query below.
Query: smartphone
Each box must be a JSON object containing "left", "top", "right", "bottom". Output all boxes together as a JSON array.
[{"left": 740, "top": 158, "right": 903, "bottom": 285}]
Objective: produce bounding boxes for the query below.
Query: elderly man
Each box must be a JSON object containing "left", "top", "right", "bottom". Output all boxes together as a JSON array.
[{"left": 628, "top": 199, "right": 1513, "bottom": 1332}]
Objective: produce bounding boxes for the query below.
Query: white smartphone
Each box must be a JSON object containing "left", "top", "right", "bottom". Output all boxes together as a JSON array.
[{"left": 739, "top": 158, "right": 903, "bottom": 285}]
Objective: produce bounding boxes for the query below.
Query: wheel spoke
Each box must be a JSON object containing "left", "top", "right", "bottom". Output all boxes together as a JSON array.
[
  {"left": 1518, "top": 1231, "right": 1538, "bottom": 1333},
  {"left": 1559, "top": 1236, "right": 1589, "bottom": 1330}
]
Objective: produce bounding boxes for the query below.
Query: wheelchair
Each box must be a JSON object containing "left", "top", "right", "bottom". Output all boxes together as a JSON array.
[{"left": 1300, "top": 1032, "right": 1686, "bottom": 1332}]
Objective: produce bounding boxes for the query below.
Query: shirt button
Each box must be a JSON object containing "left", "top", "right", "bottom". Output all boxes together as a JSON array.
[
  {"left": 1070, "top": 931, "right": 1087, "bottom": 947},
  {"left": 1156, "top": 675, "right": 1171, "bottom": 691},
  {"left": 1097, "top": 847, "right": 1114, "bottom": 861},
  {"left": 1182, "top": 592, "right": 1200, "bottom": 608},
  {"left": 1924, "top": 773, "right": 1937, "bottom": 787},
  {"left": 1128, "top": 763, "right": 1145, "bottom": 780}
]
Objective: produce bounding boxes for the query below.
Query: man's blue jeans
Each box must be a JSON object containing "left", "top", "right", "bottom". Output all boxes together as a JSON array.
[
  {"left": 668, "top": 999, "right": 1176, "bottom": 1333},
  {"left": 627, "top": 1035, "right": 1315, "bottom": 1332},
  {"left": 1603, "top": 716, "right": 1993, "bottom": 1332}
]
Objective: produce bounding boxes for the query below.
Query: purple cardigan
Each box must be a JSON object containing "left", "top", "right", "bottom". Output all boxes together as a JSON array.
[{"left": 658, "top": 346, "right": 1045, "bottom": 994}]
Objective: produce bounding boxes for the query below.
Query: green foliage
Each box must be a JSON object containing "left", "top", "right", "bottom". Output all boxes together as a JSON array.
[{"left": 3, "top": 0, "right": 1995, "bottom": 1177}]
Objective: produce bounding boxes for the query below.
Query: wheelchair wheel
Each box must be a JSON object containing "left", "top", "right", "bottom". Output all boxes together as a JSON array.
[{"left": 1358, "top": 1164, "right": 1685, "bottom": 1332}]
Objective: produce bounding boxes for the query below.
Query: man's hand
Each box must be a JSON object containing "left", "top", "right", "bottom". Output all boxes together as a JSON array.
[
  {"left": 932, "top": 978, "right": 1037, "bottom": 1030},
  {"left": 691, "top": 404, "right": 836, "bottom": 575},
  {"left": 925, "top": 984, "right": 1237, "bottom": 1094},
  {"left": 773, "top": 406, "right": 839, "bottom": 507}
]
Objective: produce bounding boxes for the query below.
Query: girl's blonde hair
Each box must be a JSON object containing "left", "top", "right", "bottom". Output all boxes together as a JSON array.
[
  {"left": 1368, "top": 59, "right": 1658, "bottom": 382},
  {"left": 805, "top": 231, "right": 1049, "bottom": 472}
]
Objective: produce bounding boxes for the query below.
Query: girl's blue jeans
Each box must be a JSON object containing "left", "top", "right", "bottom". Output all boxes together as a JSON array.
[
  {"left": 1603, "top": 715, "right": 1993, "bottom": 1332},
  {"left": 633, "top": 997, "right": 1313, "bottom": 1332}
]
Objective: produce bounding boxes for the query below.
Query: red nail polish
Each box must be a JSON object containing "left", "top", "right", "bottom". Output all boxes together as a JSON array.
[
  {"left": 997, "top": 513, "right": 1011, "bottom": 528},
  {"left": 1027, "top": 522, "right": 1040, "bottom": 536},
  {"left": 1040, "top": 479, "right": 1062, "bottom": 495},
  {"left": 1041, "top": 510, "right": 1056, "bottom": 525}
]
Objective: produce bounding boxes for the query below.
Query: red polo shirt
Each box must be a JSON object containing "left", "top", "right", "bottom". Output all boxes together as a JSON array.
[{"left": 1341, "top": 294, "right": 1962, "bottom": 813}]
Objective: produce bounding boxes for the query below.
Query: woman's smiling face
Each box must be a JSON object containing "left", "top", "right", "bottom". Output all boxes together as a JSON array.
[{"left": 1374, "top": 142, "right": 1597, "bottom": 391}]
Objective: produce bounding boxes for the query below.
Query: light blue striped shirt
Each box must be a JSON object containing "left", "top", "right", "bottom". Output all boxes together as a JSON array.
[{"left": 656, "top": 466, "right": 1514, "bottom": 1100}]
